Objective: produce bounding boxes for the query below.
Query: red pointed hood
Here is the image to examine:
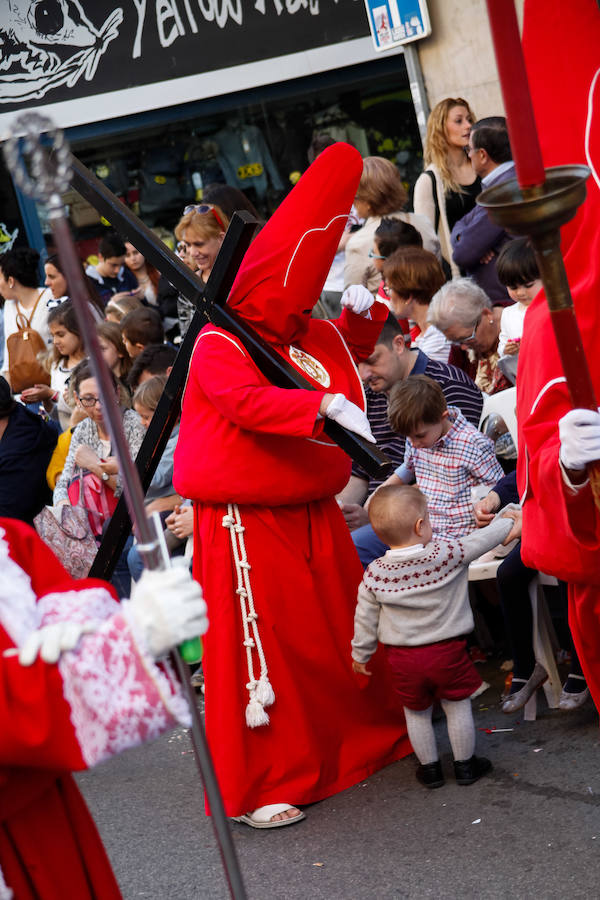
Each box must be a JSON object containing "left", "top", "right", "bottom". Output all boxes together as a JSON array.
[{"left": 227, "top": 143, "right": 363, "bottom": 344}]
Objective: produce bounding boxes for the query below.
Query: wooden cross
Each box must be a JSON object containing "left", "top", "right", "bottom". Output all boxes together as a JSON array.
[{"left": 68, "top": 157, "right": 391, "bottom": 579}]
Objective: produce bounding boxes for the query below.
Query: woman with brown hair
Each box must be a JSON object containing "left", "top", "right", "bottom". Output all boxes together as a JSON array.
[
  {"left": 344, "top": 156, "right": 439, "bottom": 294},
  {"left": 173, "top": 203, "right": 230, "bottom": 337},
  {"left": 382, "top": 247, "right": 450, "bottom": 362},
  {"left": 413, "top": 98, "right": 479, "bottom": 277}
]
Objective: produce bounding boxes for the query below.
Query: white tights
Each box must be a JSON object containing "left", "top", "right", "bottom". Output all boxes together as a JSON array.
[{"left": 403, "top": 698, "right": 475, "bottom": 764}]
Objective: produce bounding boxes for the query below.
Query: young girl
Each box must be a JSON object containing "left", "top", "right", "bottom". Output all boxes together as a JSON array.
[
  {"left": 124, "top": 241, "right": 160, "bottom": 306},
  {"left": 21, "top": 301, "right": 86, "bottom": 430},
  {"left": 131, "top": 375, "right": 179, "bottom": 512},
  {"left": 97, "top": 320, "right": 132, "bottom": 382}
]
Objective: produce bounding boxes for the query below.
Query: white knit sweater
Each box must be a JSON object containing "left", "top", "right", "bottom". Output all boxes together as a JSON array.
[{"left": 351, "top": 515, "right": 513, "bottom": 661}]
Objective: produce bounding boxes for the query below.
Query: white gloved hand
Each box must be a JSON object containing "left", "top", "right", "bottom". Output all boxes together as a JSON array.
[
  {"left": 18, "top": 621, "right": 97, "bottom": 666},
  {"left": 340, "top": 284, "right": 375, "bottom": 315},
  {"left": 559, "top": 407, "right": 600, "bottom": 471},
  {"left": 127, "top": 566, "right": 208, "bottom": 659},
  {"left": 324, "top": 393, "right": 376, "bottom": 443}
]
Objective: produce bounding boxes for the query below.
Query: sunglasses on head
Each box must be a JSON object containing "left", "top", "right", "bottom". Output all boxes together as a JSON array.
[{"left": 183, "top": 204, "right": 226, "bottom": 231}]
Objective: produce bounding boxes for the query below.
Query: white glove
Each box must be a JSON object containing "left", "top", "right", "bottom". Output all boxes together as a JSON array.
[
  {"left": 126, "top": 566, "right": 208, "bottom": 659},
  {"left": 559, "top": 407, "right": 600, "bottom": 471},
  {"left": 324, "top": 393, "right": 376, "bottom": 443},
  {"left": 340, "top": 284, "right": 374, "bottom": 315},
  {"left": 18, "top": 621, "right": 97, "bottom": 666}
]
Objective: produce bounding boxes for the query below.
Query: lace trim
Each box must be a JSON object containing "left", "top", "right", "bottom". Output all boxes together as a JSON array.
[
  {"left": 222, "top": 503, "right": 275, "bottom": 728},
  {"left": 0, "top": 526, "right": 38, "bottom": 646},
  {"left": 60, "top": 612, "right": 190, "bottom": 767},
  {"left": 38, "top": 587, "right": 118, "bottom": 627}
]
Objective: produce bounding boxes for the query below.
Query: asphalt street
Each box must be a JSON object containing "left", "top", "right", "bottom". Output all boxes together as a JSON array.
[{"left": 77, "top": 661, "right": 600, "bottom": 900}]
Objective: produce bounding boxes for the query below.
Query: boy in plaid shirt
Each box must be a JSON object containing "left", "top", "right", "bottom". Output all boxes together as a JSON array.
[{"left": 372, "top": 374, "right": 503, "bottom": 539}]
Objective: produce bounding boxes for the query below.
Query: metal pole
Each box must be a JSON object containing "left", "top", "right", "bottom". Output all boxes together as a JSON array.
[{"left": 403, "top": 44, "right": 430, "bottom": 148}]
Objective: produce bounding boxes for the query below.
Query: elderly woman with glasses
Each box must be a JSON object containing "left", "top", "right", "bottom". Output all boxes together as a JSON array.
[
  {"left": 173, "top": 203, "right": 230, "bottom": 337},
  {"left": 427, "top": 277, "right": 511, "bottom": 394}
]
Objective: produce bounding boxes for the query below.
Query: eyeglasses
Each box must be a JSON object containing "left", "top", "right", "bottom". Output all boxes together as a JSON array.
[
  {"left": 368, "top": 249, "right": 387, "bottom": 260},
  {"left": 183, "top": 204, "right": 226, "bottom": 230},
  {"left": 449, "top": 316, "right": 481, "bottom": 345},
  {"left": 78, "top": 395, "right": 102, "bottom": 408}
]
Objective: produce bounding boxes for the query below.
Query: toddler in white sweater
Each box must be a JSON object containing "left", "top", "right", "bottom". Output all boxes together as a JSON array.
[{"left": 351, "top": 483, "right": 520, "bottom": 789}]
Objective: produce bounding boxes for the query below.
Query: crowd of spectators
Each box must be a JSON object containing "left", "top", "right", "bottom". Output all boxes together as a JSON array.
[{"left": 0, "top": 114, "right": 589, "bottom": 782}]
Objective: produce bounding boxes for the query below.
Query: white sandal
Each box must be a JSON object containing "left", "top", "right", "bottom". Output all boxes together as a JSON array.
[{"left": 232, "top": 803, "right": 305, "bottom": 829}]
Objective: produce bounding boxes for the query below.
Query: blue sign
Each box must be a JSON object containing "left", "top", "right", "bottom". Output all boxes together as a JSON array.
[{"left": 363, "top": 0, "right": 431, "bottom": 51}]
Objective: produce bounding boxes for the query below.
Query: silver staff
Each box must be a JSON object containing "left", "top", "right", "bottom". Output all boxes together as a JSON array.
[{"left": 3, "top": 113, "right": 247, "bottom": 900}]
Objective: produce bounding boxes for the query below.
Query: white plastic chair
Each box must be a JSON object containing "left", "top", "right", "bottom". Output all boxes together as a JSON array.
[{"left": 479, "top": 386, "right": 518, "bottom": 453}]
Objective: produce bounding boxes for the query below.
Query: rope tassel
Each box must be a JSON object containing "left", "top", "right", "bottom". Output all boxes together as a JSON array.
[{"left": 223, "top": 504, "right": 275, "bottom": 728}]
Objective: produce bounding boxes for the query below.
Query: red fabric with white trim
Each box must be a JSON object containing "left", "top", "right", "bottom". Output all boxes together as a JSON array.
[{"left": 517, "top": 1, "right": 600, "bottom": 705}]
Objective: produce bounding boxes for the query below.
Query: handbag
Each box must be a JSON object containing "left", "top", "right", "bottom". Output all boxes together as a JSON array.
[
  {"left": 7, "top": 292, "right": 51, "bottom": 393},
  {"left": 67, "top": 468, "right": 118, "bottom": 538},
  {"left": 33, "top": 504, "right": 98, "bottom": 579}
]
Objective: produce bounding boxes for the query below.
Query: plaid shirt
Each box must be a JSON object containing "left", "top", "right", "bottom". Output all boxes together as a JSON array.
[{"left": 397, "top": 407, "right": 504, "bottom": 538}]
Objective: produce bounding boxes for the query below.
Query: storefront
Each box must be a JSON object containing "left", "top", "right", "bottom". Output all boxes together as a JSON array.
[{"left": 0, "top": 0, "right": 424, "bottom": 257}]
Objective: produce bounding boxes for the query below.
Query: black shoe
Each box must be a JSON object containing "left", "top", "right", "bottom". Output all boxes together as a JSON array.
[
  {"left": 416, "top": 760, "right": 445, "bottom": 789},
  {"left": 453, "top": 755, "right": 492, "bottom": 785}
]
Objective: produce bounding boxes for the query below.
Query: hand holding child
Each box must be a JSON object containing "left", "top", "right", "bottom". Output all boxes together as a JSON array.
[
  {"left": 499, "top": 507, "right": 522, "bottom": 544},
  {"left": 473, "top": 490, "right": 500, "bottom": 527}
]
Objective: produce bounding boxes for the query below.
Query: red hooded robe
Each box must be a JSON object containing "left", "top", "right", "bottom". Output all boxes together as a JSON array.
[
  {"left": 0, "top": 518, "right": 191, "bottom": 899},
  {"left": 174, "top": 143, "right": 410, "bottom": 816},
  {"left": 517, "top": 1, "right": 600, "bottom": 704}
]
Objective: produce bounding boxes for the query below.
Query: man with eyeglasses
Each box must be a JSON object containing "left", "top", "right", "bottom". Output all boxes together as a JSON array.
[{"left": 451, "top": 117, "right": 515, "bottom": 304}]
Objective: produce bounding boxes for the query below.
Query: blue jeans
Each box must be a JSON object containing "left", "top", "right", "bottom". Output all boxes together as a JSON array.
[{"left": 352, "top": 523, "right": 389, "bottom": 568}]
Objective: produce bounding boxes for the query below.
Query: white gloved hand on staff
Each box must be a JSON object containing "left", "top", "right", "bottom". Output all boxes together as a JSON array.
[
  {"left": 559, "top": 407, "right": 600, "bottom": 471},
  {"left": 17, "top": 621, "right": 97, "bottom": 666},
  {"left": 322, "top": 393, "right": 376, "bottom": 443},
  {"left": 340, "top": 284, "right": 375, "bottom": 315},
  {"left": 126, "top": 565, "right": 208, "bottom": 659}
]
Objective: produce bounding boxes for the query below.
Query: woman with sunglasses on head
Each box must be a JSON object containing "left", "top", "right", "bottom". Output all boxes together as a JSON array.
[
  {"left": 413, "top": 98, "right": 479, "bottom": 278},
  {"left": 173, "top": 203, "right": 229, "bottom": 338}
]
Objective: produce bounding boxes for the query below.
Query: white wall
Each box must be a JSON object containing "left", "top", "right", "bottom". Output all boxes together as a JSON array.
[{"left": 416, "top": 0, "right": 525, "bottom": 120}]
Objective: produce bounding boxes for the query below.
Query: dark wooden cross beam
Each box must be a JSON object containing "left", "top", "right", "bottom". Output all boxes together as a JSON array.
[{"left": 68, "top": 156, "right": 392, "bottom": 579}]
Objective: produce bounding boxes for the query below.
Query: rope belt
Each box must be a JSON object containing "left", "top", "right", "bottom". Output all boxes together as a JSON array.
[{"left": 222, "top": 504, "right": 275, "bottom": 728}]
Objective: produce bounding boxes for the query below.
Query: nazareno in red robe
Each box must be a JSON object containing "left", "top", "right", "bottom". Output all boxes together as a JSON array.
[
  {"left": 174, "top": 143, "right": 411, "bottom": 817},
  {"left": 517, "top": 1, "right": 600, "bottom": 706},
  {"left": 0, "top": 518, "right": 190, "bottom": 899}
]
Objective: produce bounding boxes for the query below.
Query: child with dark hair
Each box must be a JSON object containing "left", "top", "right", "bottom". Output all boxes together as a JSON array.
[
  {"left": 85, "top": 231, "right": 138, "bottom": 305},
  {"left": 127, "top": 342, "right": 177, "bottom": 390},
  {"left": 373, "top": 374, "right": 503, "bottom": 540},
  {"left": 21, "top": 301, "right": 87, "bottom": 429},
  {"left": 496, "top": 237, "right": 542, "bottom": 363},
  {"left": 120, "top": 308, "right": 165, "bottom": 359},
  {"left": 351, "top": 483, "right": 519, "bottom": 788},
  {"left": 0, "top": 246, "right": 53, "bottom": 382}
]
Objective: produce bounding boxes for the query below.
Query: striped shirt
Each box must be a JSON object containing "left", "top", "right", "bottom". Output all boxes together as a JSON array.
[
  {"left": 396, "top": 407, "right": 504, "bottom": 538},
  {"left": 352, "top": 349, "right": 484, "bottom": 494}
]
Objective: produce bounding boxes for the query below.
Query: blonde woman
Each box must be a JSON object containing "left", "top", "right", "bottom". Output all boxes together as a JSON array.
[{"left": 413, "top": 98, "right": 479, "bottom": 277}]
